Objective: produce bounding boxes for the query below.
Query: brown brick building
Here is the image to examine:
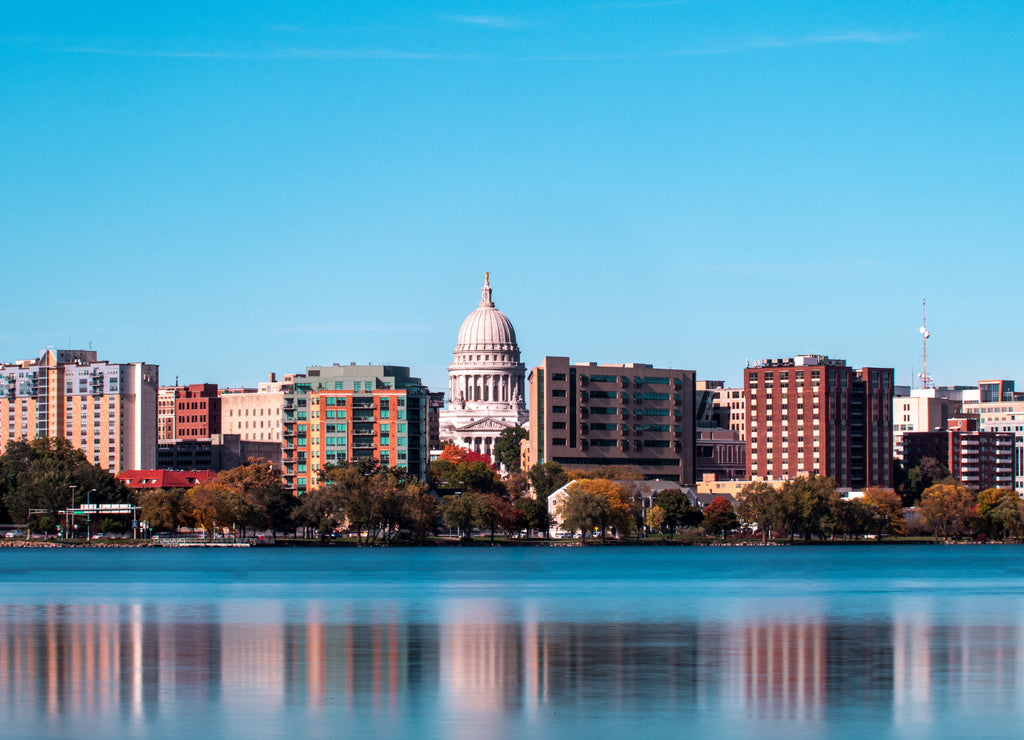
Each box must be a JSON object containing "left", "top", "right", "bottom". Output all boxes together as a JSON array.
[
  {"left": 903, "top": 417, "right": 1015, "bottom": 491},
  {"left": 528, "top": 357, "right": 695, "bottom": 483}
]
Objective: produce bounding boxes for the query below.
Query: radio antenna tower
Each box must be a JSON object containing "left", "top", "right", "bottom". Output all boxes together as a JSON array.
[{"left": 918, "top": 299, "right": 932, "bottom": 389}]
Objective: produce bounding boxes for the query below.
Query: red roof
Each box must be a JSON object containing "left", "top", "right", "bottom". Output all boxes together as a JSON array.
[{"left": 118, "top": 469, "right": 216, "bottom": 490}]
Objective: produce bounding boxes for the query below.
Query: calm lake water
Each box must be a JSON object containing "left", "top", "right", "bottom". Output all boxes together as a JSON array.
[{"left": 2, "top": 544, "right": 1024, "bottom": 739}]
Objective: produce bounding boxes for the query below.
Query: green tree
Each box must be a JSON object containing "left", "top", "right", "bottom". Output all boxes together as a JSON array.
[
  {"left": 737, "top": 481, "right": 784, "bottom": 542},
  {"left": 471, "top": 493, "right": 506, "bottom": 543},
  {"left": 403, "top": 483, "right": 440, "bottom": 543},
  {"left": 528, "top": 462, "right": 569, "bottom": 500},
  {"left": 653, "top": 488, "right": 701, "bottom": 537},
  {"left": 430, "top": 459, "right": 503, "bottom": 494},
  {"left": 557, "top": 487, "right": 607, "bottom": 541},
  {"left": 513, "top": 496, "right": 548, "bottom": 538},
  {"left": 898, "top": 456, "right": 951, "bottom": 506},
  {"left": 833, "top": 498, "right": 872, "bottom": 540},
  {"left": 0, "top": 438, "right": 130, "bottom": 532},
  {"left": 783, "top": 474, "right": 839, "bottom": 541},
  {"left": 442, "top": 493, "right": 477, "bottom": 540},
  {"left": 492, "top": 427, "right": 528, "bottom": 472},
  {"left": 293, "top": 484, "right": 347, "bottom": 542},
  {"left": 703, "top": 496, "right": 739, "bottom": 538},
  {"left": 990, "top": 496, "right": 1024, "bottom": 542}
]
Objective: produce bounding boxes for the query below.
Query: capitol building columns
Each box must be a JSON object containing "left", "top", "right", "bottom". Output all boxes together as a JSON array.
[{"left": 439, "top": 273, "right": 529, "bottom": 460}]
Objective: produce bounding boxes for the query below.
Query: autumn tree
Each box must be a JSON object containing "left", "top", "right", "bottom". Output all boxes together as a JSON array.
[
  {"left": 569, "top": 479, "right": 633, "bottom": 539},
  {"left": 430, "top": 459, "right": 503, "bottom": 495},
  {"left": 703, "top": 496, "right": 739, "bottom": 538},
  {"left": 216, "top": 458, "right": 293, "bottom": 536},
  {"left": 975, "top": 488, "right": 1021, "bottom": 540},
  {"left": 137, "top": 488, "right": 187, "bottom": 533},
  {"left": 186, "top": 482, "right": 237, "bottom": 537},
  {"left": 860, "top": 488, "right": 905, "bottom": 538},
  {"left": 438, "top": 443, "right": 495, "bottom": 468},
  {"left": 565, "top": 466, "right": 644, "bottom": 482},
  {"left": 645, "top": 505, "right": 667, "bottom": 535},
  {"left": 918, "top": 482, "right": 976, "bottom": 539},
  {"left": 504, "top": 470, "right": 530, "bottom": 498}
]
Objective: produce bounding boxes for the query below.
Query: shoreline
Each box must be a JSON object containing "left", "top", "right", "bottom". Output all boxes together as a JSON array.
[{"left": 0, "top": 537, "right": 1004, "bottom": 549}]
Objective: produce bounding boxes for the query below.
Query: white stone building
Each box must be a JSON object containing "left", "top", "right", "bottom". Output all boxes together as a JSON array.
[{"left": 439, "top": 273, "right": 528, "bottom": 458}]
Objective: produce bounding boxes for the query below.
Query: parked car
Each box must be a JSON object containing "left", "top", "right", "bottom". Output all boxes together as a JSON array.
[{"left": 5, "top": 530, "right": 25, "bottom": 539}]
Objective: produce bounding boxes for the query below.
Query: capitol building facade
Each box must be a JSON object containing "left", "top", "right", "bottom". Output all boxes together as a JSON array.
[{"left": 439, "top": 273, "right": 529, "bottom": 459}]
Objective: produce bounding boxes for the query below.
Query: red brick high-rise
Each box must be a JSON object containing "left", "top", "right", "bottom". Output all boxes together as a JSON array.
[
  {"left": 744, "top": 355, "right": 893, "bottom": 489},
  {"left": 174, "top": 384, "right": 221, "bottom": 440}
]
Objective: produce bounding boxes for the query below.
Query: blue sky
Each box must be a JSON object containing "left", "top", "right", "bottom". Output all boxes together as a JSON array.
[{"left": 2, "top": 1, "right": 1021, "bottom": 393}]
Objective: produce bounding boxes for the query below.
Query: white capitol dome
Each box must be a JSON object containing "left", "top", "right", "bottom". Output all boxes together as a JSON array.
[
  {"left": 454, "top": 274, "right": 520, "bottom": 356},
  {"left": 455, "top": 295, "right": 519, "bottom": 352},
  {"left": 440, "top": 273, "right": 529, "bottom": 459}
]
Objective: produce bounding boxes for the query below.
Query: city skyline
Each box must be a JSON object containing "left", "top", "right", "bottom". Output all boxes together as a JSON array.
[{"left": 4, "top": 2, "right": 1022, "bottom": 393}]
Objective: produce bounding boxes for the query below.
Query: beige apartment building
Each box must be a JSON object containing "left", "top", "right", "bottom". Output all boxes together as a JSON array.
[
  {"left": 0, "top": 349, "right": 158, "bottom": 473},
  {"left": 220, "top": 375, "right": 285, "bottom": 443}
]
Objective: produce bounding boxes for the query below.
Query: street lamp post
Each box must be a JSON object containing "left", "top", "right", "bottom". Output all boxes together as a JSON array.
[
  {"left": 86, "top": 489, "right": 96, "bottom": 540},
  {"left": 68, "top": 485, "right": 77, "bottom": 540}
]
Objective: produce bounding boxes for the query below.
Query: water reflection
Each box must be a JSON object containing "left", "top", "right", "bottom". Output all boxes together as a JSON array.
[{"left": 2, "top": 600, "right": 1024, "bottom": 737}]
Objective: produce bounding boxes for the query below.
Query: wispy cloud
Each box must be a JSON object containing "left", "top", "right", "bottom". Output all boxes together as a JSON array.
[
  {"left": 8, "top": 29, "right": 917, "bottom": 63},
  {"left": 515, "top": 31, "right": 916, "bottom": 62},
  {"left": 48, "top": 45, "right": 478, "bottom": 61},
  {"left": 742, "top": 31, "right": 919, "bottom": 49},
  {"left": 443, "top": 14, "right": 521, "bottom": 29},
  {"left": 592, "top": 0, "right": 716, "bottom": 9},
  {"left": 276, "top": 323, "right": 432, "bottom": 334}
]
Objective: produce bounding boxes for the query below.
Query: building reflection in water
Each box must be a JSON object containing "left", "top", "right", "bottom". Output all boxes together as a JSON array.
[{"left": 2, "top": 599, "right": 1024, "bottom": 733}]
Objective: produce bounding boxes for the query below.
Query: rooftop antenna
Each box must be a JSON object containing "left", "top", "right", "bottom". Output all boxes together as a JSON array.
[{"left": 918, "top": 299, "right": 932, "bottom": 389}]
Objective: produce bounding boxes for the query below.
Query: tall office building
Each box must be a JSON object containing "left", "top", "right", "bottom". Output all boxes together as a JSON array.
[
  {"left": 282, "top": 364, "right": 432, "bottom": 494},
  {"left": 744, "top": 355, "right": 893, "bottom": 488},
  {"left": 527, "top": 357, "right": 695, "bottom": 483},
  {"left": 0, "top": 349, "right": 158, "bottom": 473}
]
